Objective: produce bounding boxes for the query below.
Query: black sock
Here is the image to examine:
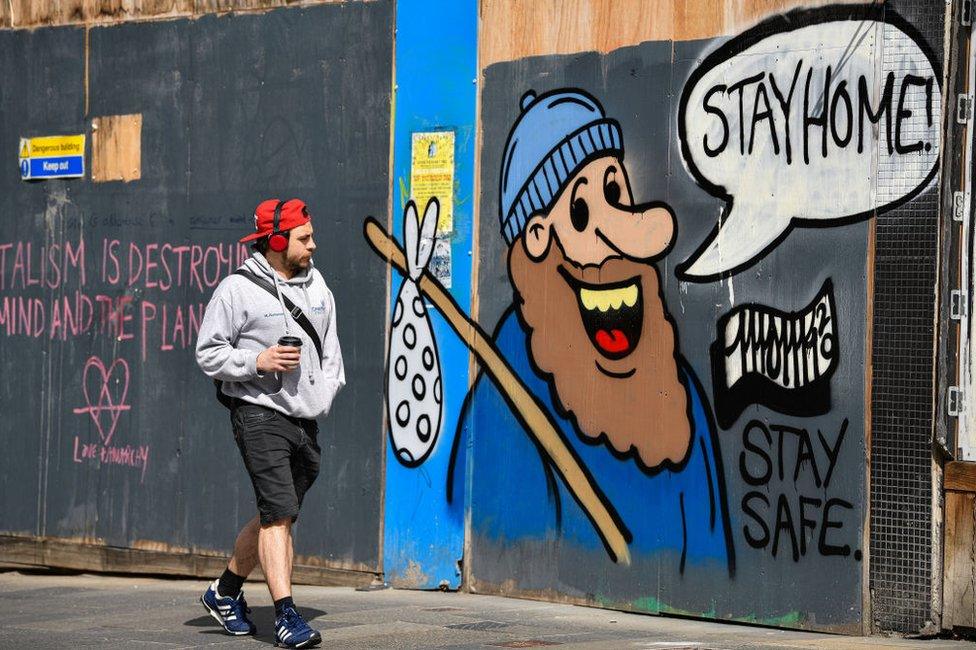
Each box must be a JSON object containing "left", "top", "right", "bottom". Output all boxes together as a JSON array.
[
  {"left": 217, "top": 568, "right": 245, "bottom": 598},
  {"left": 274, "top": 596, "right": 295, "bottom": 618}
]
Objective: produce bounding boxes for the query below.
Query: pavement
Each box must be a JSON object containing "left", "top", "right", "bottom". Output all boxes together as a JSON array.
[{"left": 0, "top": 569, "right": 972, "bottom": 649}]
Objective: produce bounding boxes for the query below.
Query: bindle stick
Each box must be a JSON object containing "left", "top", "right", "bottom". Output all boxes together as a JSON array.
[{"left": 364, "top": 217, "right": 631, "bottom": 566}]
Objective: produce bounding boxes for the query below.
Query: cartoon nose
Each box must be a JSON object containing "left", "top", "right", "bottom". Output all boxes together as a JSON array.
[{"left": 597, "top": 203, "right": 675, "bottom": 260}]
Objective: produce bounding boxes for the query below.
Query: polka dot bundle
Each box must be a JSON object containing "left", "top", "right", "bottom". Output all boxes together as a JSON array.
[{"left": 387, "top": 198, "right": 443, "bottom": 467}]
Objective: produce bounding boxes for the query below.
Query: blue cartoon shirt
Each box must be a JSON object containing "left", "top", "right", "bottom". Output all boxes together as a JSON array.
[{"left": 449, "top": 308, "right": 733, "bottom": 573}]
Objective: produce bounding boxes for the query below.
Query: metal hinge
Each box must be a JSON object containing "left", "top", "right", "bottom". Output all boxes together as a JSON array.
[
  {"left": 954, "top": 190, "right": 969, "bottom": 222},
  {"left": 952, "top": 290, "right": 968, "bottom": 320},
  {"left": 949, "top": 386, "right": 964, "bottom": 417},
  {"left": 958, "top": 94, "right": 973, "bottom": 123},
  {"left": 963, "top": 0, "right": 973, "bottom": 27}
]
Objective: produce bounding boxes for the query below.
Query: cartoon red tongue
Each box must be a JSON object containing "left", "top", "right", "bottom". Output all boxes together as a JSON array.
[{"left": 595, "top": 329, "right": 630, "bottom": 354}]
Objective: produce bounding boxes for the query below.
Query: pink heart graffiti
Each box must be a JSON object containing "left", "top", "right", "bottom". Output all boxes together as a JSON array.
[{"left": 73, "top": 356, "right": 131, "bottom": 447}]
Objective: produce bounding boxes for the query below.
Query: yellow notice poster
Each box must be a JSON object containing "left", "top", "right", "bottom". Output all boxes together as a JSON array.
[{"left": 410, "top": 131, "right": 455, "bottom": 234}]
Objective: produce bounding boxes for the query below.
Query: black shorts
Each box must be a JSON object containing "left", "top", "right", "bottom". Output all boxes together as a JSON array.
[{"left": 230, "top": 402, "right": 321, "bottom": 526}]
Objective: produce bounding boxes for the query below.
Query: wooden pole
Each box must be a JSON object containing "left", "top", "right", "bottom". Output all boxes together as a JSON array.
[{"left": 364, "top": 217, "right": 631, "bottom": 566}]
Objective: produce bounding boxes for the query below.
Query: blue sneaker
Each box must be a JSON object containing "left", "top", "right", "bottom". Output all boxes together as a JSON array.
[
  {"left": 200, "top": 579, "right": 256, "bottom": 636},
  {"left": 274, "top": 606, "right": 322, "bottom": 648}
]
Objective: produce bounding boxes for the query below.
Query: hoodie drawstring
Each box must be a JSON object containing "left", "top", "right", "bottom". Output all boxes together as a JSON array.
[{"left": 271, "top": 272, "right": 290, "bottom": 336}]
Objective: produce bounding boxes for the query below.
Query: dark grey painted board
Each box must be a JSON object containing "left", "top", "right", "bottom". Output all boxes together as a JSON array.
[
  {"left": 0, "top": 25, "right": 88, "bottom": 539},
  {"left": 0, "top": 1, "right": 393, "bottom": 570}
]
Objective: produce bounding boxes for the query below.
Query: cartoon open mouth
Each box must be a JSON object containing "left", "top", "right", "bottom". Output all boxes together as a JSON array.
[{"left": 559, "top": 267, "right": 643, "bottom": 360}]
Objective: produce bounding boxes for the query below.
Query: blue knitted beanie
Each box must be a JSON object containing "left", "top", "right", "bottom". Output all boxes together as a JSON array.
[{"left": 499, "top": 89, "right": 624, "bottom": 245}]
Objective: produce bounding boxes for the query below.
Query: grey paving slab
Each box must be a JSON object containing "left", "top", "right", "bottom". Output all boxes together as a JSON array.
[{"left": 0, "top": 570, "right": 969, "bottom": 649}]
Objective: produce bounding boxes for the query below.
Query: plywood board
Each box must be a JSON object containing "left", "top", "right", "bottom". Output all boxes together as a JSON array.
[
  {"left": 947, "top": 461, "right": 976, "bottom": 493},
  {"left": 91, "top": 113, "right": 142, "bottom": 183},
  {"left": 944, "top": 491, "right": 976, "bottom": 629},
  {"left": 480, "top": 0, "right": 874, "bottom": 67},
  {"left": 1, "top": 0, "right": 393, "bottom": 574}
]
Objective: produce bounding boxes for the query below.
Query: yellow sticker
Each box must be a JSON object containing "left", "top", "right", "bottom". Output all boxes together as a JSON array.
[
  {"left": 25, "top": 134, "right": 85, "bottom": 157},
  {"left": 410, "top": 131, "right": 455, "bottom": 233}
]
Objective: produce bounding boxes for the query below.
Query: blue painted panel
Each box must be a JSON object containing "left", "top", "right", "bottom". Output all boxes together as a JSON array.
[{"left": 383, "top": 0, "right": 477, "bottom": 589}]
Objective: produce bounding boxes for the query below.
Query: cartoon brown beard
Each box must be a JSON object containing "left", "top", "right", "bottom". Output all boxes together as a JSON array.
[{"left": 508, "top": 236, "right": 692, "bottom": 471}]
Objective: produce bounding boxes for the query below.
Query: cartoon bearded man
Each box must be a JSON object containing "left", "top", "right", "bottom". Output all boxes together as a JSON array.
[{"left": 448, "top": 88, "right": 733, "bottom": 573}]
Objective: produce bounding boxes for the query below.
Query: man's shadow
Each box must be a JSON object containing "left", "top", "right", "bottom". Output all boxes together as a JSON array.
[{"left": 186, "top": 606, "right": 329, "bottom": 644}]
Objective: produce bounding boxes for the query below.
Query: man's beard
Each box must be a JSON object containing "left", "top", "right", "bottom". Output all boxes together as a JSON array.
[
  {"left": 509, "top": 238, "right": 692, "bottom": 471},
  {"left": 286, "top": 255, "right": 310, "bottom": 275}
]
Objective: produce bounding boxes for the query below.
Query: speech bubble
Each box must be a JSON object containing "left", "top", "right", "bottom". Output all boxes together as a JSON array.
[{"left": 676, "top": 6, "right": 941, "bottom": 281}]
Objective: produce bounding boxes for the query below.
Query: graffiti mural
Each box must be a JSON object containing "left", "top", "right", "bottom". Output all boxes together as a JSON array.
[
  {"left": 367, "top": 2, "right": 942, "bottom": 630},
  {"left": 368, "top": 89, "right": 736, "bottom": 570},
  {"left": 451, "top": 87, "right": 734, "bottom": 572}
]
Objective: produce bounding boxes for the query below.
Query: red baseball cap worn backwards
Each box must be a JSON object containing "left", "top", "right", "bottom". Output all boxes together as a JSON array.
[{"left": 240, "top": 198, "right": 311, "bottom": 243}]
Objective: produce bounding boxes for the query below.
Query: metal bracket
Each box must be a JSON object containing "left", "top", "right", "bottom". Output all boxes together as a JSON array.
[
  {"left": 963, "top": 0, "right": 973, "bottom": 27},
  {"left": 949, "top": 386, "right": 965, "bottom": 417},
  {"left": 958, "top": 94, "right": 973, "bottom": 124},
  {"left": 954, "top": 190, "right": 969, "bottom": 222},
  {"left": 952, "top": 290, "right": 968, "bottom": 320}
]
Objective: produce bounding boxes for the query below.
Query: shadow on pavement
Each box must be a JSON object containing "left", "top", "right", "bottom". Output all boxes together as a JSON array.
[{"left": 187, "top": 606, "right": 329, "bottom": 643}]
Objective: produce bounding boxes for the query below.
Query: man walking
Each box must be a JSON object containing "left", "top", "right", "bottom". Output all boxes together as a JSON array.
[{"left": 195, "top": 198, "right": 345, "bottom": 648}]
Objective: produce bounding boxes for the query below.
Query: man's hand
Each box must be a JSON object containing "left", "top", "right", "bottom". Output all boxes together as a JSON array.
[{"left": 257, "top": 345, "right": 301, "bottom": 373}]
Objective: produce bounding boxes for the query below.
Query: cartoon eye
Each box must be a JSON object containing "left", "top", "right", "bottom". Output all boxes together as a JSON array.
[
  {"left": 570, "top": 178, "right": 589, "bottom": 232},
  {"left": 603, "top": 166, "right": 622, "bottom": 206},
  {"left": 571, "top": 198, "right": 589, "bottom": 232}
]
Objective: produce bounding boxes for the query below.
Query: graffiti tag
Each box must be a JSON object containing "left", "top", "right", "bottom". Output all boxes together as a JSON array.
[
  {"left": 711, "top": 280, "right": 837, "bottom": 428},
  {"left": 71, "top": 355, "right": 150, "bottom": 482},
  {"left": 738, "top": 418, "right": 856, "bottom": 562}
]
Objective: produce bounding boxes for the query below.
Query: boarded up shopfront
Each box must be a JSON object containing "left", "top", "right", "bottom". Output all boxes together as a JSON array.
[
  {"left": 0, "top": 0, "right": 966, "bottom": 638},
  {"left": 0, "top": 0, "right": 393, "bottom": 586}
]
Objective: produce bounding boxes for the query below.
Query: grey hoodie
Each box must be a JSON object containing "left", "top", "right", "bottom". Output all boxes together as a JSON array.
[{"left": 195, "top": 251, "right": 345, "bottom": 419}]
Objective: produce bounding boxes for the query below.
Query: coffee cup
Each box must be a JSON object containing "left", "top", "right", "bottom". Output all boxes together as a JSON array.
[{"left": 278, "top": 335, "right": 303, "bottom": 348}]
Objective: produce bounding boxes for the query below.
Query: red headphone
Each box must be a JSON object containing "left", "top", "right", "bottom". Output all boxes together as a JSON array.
[{"left": 268, "top": 200, "right": 289, "bottom": 253}]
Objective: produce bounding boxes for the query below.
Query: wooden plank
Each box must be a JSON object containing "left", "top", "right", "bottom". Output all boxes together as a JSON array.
[
  {"left": 2, "top": 0, "right": 349, "bottom": 27},
  {"left": 193, "top": 0, "right": 285, "bottom": 13},
  {"left": 192, "top": 0, "right": 345, "bottom": 14},
  {"left": 861, "top": 212, "right": 876, "bottom": 634},
  {"left": 943, "top": 491, "right": 976, "bottom": 629},
  {"left": 8, "top": 0, "right": 74, "bottom": 27},
  {"left": 673, "top": 0, "right": 720, "bottom": 42},
  {"left": 946, "top": 461, "right": 976, "bottom": 492},
  {"left": 480, "top": 0, "right": 672, "bottom": 70},
  {"left": 86, "top": 0, "right": 194, "bottom": 23},
  {"left": 0, "top": 535, "right": 377, "bottom": 587},
  {"left": 480, "top": 0, "right": 872, "bottom": 68}
]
